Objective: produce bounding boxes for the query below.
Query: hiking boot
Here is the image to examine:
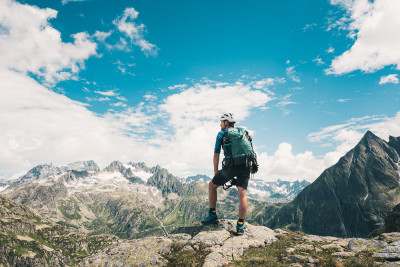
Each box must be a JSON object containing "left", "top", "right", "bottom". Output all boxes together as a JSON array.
[
  {"left": 236, "top": 221, "right": 244, "bottom": 236},
  {"left": 201, "top": 211, "right": 219, "bottom": 225}
]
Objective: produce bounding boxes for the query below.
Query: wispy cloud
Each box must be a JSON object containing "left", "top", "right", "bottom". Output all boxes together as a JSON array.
[
  {"left": 113, "top": 8, "right": 158, "bottom": 56},
  {"left": 326, "top": 46, "right": 335, "bottom": 53},
  {"left": 94, "top": 90, "right": 117, "bottom": 97},
  {"left": 86, "top": 97, "right": 111, "bottom": 102},
  {"left": 276, "top": 94, "right": 296, "bottom": 116},
  {"left": 303, "top": 23, "right": 317, "bottom": 32},
  {"left": 110, "top": 102, "right": 127, "bottom": 108},
  {"left": 313, "top": 56, "right": 325, "bottom": 65},
  {"left": 61, "top": 0, "right": 87, "bottom": 5},
  {"left": 93, "top": 31, "right": 112, "bottom": 42},
  {"left": 286, "top": 66, "right": 301, "bottom": 83},
  {"left": 144, "top": 94, "right": 157, "bottom": 101},
  {"left": 251, "top": 77, "right": 286, "bottom": 90}
]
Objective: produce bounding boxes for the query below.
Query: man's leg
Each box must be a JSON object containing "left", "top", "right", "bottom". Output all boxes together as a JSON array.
[
  {"left": 209, "top": 181, "right": 219, "bottom": 208},
  {"left": 237, "top": 186, "right": 248, "bottom": 219},
  {"left": 201, "top": 181, "right": 220, "bottom": 225}
]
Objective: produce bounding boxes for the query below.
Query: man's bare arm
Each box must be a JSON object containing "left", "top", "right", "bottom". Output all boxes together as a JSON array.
[{"left": 213, "top": 153, "right": 220, "bottom": 175}]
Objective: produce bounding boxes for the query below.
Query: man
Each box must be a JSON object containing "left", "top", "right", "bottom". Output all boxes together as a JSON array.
[{"left": 201, "top": 113, "right": 251, "bottom": 236}]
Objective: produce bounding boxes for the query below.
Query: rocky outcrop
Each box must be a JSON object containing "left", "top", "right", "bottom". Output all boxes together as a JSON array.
[
  {"left": 267, "top": 131, "right": 400, "bottom": 237},
  {"left": 80, "top": 219, "right": 277, "bottom": 266}
]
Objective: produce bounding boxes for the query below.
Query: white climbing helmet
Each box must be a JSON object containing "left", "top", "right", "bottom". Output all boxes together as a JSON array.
[{"left": 220, "top": 113, "right": 235, "bottom": 123}]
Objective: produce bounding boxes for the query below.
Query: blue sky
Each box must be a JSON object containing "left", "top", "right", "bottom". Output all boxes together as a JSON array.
[{"left": 1, "top": 0, "right": 400, "bottom": 181}]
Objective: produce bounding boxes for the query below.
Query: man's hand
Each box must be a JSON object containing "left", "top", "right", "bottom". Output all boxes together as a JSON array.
[{"left": 214, "top": 170, "right": 219, "bottom": 175}]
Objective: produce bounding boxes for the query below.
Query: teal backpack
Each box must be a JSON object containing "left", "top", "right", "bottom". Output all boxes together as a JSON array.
[{"left": 223, "top": 127, "right": 257, "bottom": 168}]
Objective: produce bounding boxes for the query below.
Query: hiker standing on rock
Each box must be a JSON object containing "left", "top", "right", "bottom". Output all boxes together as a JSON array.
[{"left": 201, "top": 113, "right": 258, "bottom": 236}]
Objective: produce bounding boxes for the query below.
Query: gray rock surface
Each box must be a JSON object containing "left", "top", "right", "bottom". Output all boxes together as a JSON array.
[
  {"left": 189, "top": 228, "right": 231, "bottom": 246},
  {"left": 80, "top": 237, "right": 173, "bottom": 267},
  {"left": 374, "top": 241, "right": 400, "bottom": 260},
  {"left": 203, "top": 252, "right": 227, "bottom": 267},
  {"left": 348, "top": 238, "right": 388, "bottom": 253}
]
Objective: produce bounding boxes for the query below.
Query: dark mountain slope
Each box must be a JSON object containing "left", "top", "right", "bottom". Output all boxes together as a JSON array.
[{"left": 267, "top": 131, "right": 400, "bottom": 237}]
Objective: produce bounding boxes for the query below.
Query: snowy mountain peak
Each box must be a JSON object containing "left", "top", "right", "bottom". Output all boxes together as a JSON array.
[
  {"left": 12, "top": 161, "right": 100, "bottom": 186},
  {"left": 103, "top": 161, "right": 153, "bottom": 183}
]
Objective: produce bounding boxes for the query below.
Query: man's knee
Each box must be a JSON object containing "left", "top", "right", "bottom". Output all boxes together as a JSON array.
[
  {"left": 237, "top": 186, "right": 247, "bottom": 198},
  {"left": 209, "top": 181, "right": 220, "bottom": 190}
]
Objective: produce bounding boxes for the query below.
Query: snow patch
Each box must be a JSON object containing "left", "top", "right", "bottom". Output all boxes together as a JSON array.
[
  {"left": 131, "top": 170, "right": 153, "bottom": 182},
  {"left": 123, "top": 163, "right": 136, "bottom": 171},
  {"left": 0, "top": 185, "right": 8, "bottom": 192},
  {"left": 248, "top": 187, "right": 270, "bottom": 198}
]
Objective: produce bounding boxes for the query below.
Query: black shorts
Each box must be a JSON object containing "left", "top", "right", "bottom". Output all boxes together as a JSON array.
[{"left": 211, "top": 164, "right": 250, "bottom": 190}]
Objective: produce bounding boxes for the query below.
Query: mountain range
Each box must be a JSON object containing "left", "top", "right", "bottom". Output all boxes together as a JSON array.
[
  {"left": 0, "top": 159, "right": 308, "bottom": 240},
  {"left": 5, "top": 130, "right": 397, "bottom": 239}
]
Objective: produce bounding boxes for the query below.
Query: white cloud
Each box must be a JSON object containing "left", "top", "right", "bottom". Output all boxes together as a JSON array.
[
  {"left": 251, "top": 77, "right": 286, "bottom": 90},
  {"left": 94, "top": 90, "right": 117, "bottom": 96},
  {"left": 117, "top": 96, "right": 127, "bottom": 101},
  {"left": 257, "top": 143, "right": 326, "bottom": 182},
  {"left": 113, "top": 8, "right": 158, "bottom": 56},
  {"left": 327, "top": 0, "right": 400, "bottom": 74},
  {"left": 286, "top": 66, "right": 301, "bottom": 82},
  {"left": 0, "top": 0, "right": 97, "bottom": 84},
  {"left": 0, "top": 73, "right": 274, "bottom": 179},
  {"left": 337, "top": 98, "right": 351, "bottom": 102},
  {"left": 379, "top": 74, "right": 399, "bottom": 85},
  {"left": 111, "top": 102, "right": 128, "bottom": 108},
  {"left": 0, "top": 70, "right": 148, "bottom": 178},
  {"left": 93, "top": 31, "right": 112, "bottom": 42},
  {"left": 160, "top": 81, "right": 272, "bottom": 129},
  {"left": 168, "top": 84, "right": 188, "bottom": 90}
]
